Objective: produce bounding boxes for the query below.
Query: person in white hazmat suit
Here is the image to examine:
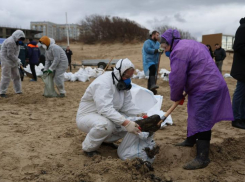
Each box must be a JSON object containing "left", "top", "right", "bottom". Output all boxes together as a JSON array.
[
  {"left": 76, "top": 58, "right": 144, "bottom": 157},
  {"left": 38, "top": 36, "right": 68, "bottom": 97},
  {"left": 0, "top": 30, "right": 25, "bottom": 98}
]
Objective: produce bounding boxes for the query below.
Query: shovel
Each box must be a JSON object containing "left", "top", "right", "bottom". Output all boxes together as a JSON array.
[
  {"left": 20, "top": 65, "right": 33, "bottom": 79},
  {"left": 157, "top": 93, "right": 187, "bottom": 126}
]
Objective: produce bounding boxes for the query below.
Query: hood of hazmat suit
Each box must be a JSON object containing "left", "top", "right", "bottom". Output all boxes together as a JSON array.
[
  {"left": 77, "top": 58, "right": 143, "bottom": 125},
  {"left": 44, "top": 38, "right": 68, "bottom": 71},
  {"left": 0, "top": 30, "right": 25, "bottom": 67},
  {"left": 161, "top": 29, "right": 233, "bottom": 137}
]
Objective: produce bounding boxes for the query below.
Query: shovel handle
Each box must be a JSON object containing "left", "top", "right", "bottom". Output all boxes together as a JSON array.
[
  {"left": 102, "top": 57, "right": 114, "bottom": 73},
  {"left": 157, "top": 93, "right": 187, "bottom": 126}
]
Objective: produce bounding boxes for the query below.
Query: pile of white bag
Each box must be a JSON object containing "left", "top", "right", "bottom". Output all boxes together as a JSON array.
[
  {"left": 64, "top": 67, "right": 104, "bottom": 82},
  {"left": 63, "top": 67, "right": 170, "bottom": 82},
  {"left": 24, "top": 63, "right": 45, "bottom": 77}
]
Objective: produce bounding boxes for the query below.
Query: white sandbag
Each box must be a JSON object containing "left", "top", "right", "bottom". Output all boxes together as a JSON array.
[
  {"left": 223, "top": 73, "right": 232, "bottom": 78},
  {"left": 130, "top": 83, "right": 157, "bottom": 113},
  {"left": 159, "top": 68, "right": 170, "bottom": 75},
  {"left": 117, "top": 132, "right": 156, "bottom": 163},
  {"left": 23, "top": 64, "right": 31, "bottom": 74},
  {"left": 85, "top": 67, "right": 97, "bottom": 78},
  {"left": 137, "top": 71, "right": 145, "bottom": 79},
  {"left": 41, "top": 72, "right": 58, "bottom": 97},
  {"left": 77, "top": 74, "right": 89, "bottom": 82},
  {"left": 96, "top": 68, "right": 104, "bottom": 77},
  {"left": 70, "top": 74, "right": 78, "bottom": 82},
  {"left": 64, "top": 72, "right": 73, "bottom": 81},
  {"left": 35, "top": 65, "right": 43, "bottom": 76},
  {"left": 38, "top": 63, "right": 44, "bottom": 70}
]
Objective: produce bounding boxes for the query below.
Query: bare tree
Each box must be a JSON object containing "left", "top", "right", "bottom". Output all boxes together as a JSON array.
[
  {"left": 79, "top": 15, "right": 149, "bottom": 44},
  {"left": 155, "top": 25, "right": 197, "bottom": 40}
]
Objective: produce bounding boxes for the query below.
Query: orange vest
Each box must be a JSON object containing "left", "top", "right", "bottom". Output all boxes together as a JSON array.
[{"left": 28, "top": 44, "right": 38, "bottom": 48}]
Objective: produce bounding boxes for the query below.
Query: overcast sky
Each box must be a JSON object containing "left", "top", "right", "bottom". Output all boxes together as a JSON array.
[{"left": 0, "top": 0, "right": 245, "bottom": 41}]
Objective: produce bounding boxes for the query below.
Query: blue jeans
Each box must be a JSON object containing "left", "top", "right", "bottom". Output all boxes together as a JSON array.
[{"left": 232, "top": 81, "right": 245, "bottom": 120}]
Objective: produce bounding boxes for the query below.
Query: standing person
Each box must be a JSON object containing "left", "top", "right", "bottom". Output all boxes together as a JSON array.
[
  {"left": 160, "top": 29, "right": 233, "bottom": 170},
  {"left": 0, "top": 30, "right": 25, "bottom": 98},
  {"left": 230, "top": 17, "right": 245, "bottom": 129},
  {"left": 206, "top": 45, "right": 214, "bottom": 58},
  {"left": 214, "top": 43, "right": 226, "bottom": 73},
  {"left": 28, "top": 40, "right": 40, "bottom": 81},
  {"left": 39, "top": 36, "right": 68, "bottom": 97},
  {"left": 142, "top": 30, "right": 163, "bottom": 93},
  {"left": 76, "top": 59, "right": 143, "bottom": 157},
  {"left": 65, "top": 46, "right": 73, "bottom": 72},
  {"left": 18, "top": 40, "right": 28, "bottom": 81}
]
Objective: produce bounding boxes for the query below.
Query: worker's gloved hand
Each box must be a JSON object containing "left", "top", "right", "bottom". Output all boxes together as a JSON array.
[
  {"left": 179, "top": 97, "right": 185, "bottom": 105},
  {"left": 124, "top": 121, "right": 141, "bottom": 134},
  {"left": 137, "top": 113, "right": 148, "bottom": 118},
  {"left": 18, "top": 59, "right": 22, "bottom": 66},
  {"left": 158, "top": 48, "right": 164, "bottom": 53}
]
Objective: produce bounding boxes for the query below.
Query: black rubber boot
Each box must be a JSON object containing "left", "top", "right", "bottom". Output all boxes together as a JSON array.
[
  {"left": 59, "top": 93, "right": 66, "bottom": 98},
  {"left": 175, "top": 135, "right": 197, "bottom": 147},
  {"left": 232, "top": 119, "right": 245, "bottom": 129},
  {"left": 149, "top": 76, "right": 159, "bottom": 91},
  {"left": 84, "top": 151, "right": 100, "bottom": 157},
  {"left": 183, "top": 140, "right": 210, "bottom": 170},
  {"left": 1, "top": 94, "right": 7, "bottom": 98},
  {"left": 102, "top": 142, "right": 118, "bottom": 149}
]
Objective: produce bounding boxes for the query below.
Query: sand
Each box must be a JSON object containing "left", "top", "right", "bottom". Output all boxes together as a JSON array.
[{"left": 0, "top": 42, "right": 245, "bottom": 182}]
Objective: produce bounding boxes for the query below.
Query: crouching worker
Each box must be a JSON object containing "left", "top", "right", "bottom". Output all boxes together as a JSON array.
[
  {"left": 38, "top": 36, "right": 68, "bottom": 97},
  {"left": 76, "top": 58, "right": 144, "bottom": 157},
  {"left": 160, "top": 29, "right": 234, "bottom": 170}
]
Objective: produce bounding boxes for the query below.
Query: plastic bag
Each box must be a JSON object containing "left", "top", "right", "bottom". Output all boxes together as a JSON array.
[
  {"left": 117, "top": 132, "right": 156, "bottom": 163},
  {"left": 41, "top": 72, "right": 58, "bottom": 97},
  {"left": 77, "top": 74, "right": 89, "bottom": 82}
]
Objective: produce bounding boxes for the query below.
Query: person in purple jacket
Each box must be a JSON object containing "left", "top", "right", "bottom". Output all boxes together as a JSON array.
[
  {"left": 160, "top": 29, "right": 234, "bottom": 170},
  {"left": 28, "top": 40, "right": 40, "bottom": 81}
]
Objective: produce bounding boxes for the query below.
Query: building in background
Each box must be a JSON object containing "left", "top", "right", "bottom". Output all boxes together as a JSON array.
[
  {"left": 202, "top": 33, "right": 235, "bottom": 51},
  {"left": 30, "top": 21, "right": 80, "bottom": 41},
  {"left": 0, "top": 26, "right": 42, "bottom": 39}
]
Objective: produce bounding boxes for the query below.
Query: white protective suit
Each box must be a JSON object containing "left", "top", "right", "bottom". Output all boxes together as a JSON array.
[
  {"left": 76, "top": 58, "right": 143, "bottom": 152},
  {"left": 44, "top": 39, "right": 68, "bottom": 94},
  {"left": 0, "top": 30, "right": 25, "bottom": 94}
]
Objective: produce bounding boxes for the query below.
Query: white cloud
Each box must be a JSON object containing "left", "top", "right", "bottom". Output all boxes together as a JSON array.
[{"left": 0, "top": 0, "right": 244, "bottom": 41}]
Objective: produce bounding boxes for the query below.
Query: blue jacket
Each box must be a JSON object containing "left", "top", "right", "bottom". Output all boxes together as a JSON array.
[
  {"left": 142, "top": 39, "right": 160, "bottom": 75},
  {"left": 28, "top": 41, "right": 40, "bottom": 65}
]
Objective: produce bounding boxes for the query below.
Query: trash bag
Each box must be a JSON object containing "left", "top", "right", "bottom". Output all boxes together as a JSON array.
[
  {"left": 117, "top": 116, "right": 159, "bottom": 163},
  {"left": 117, "top": 132, "right": 158, "bottom": 163},
  {"left": 41, "top": 72, "right": 58, "bottom": 97}
]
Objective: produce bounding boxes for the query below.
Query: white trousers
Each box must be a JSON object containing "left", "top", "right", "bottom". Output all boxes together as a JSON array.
[
  {"left": 0, "top": 62, "right": 22, "bottom": 94},
  {"left": 54, "top": 67, "right": 66, "bottom": 94},
  {"left": 76, "top": 113, "right": 127, "bottom": 152}
]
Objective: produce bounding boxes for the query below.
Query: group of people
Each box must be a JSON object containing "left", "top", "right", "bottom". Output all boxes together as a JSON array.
[
  {"left": 76, "top": 17, "right": 245, "bottom": 170},
  {"left": 1, "top": 17, "right": 244, "bottom": 171},
  {"left": 0, "top": 30, "right": 73, "bottom": 98}
]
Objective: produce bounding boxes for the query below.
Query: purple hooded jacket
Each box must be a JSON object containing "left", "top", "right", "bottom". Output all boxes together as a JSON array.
[{"left": 161, "top": 29, "right": 234, "bottom": 137}]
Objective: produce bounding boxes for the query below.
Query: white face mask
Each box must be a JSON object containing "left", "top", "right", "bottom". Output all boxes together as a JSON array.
[
  {"left": 41, "top": 44, "right": 47, "bottom": 50},
  {"left": 37, "top": 42, "right": 42, "bottom": 47}
]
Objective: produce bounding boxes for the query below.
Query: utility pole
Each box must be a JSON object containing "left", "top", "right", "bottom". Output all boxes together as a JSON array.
[{"left": 66, "top": 12, "right": 70, "bottom": 46}]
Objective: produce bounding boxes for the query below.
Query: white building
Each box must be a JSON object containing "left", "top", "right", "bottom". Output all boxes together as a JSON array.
[{"left": 30, "top": 21, "right": 80, "bottom": 41}]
